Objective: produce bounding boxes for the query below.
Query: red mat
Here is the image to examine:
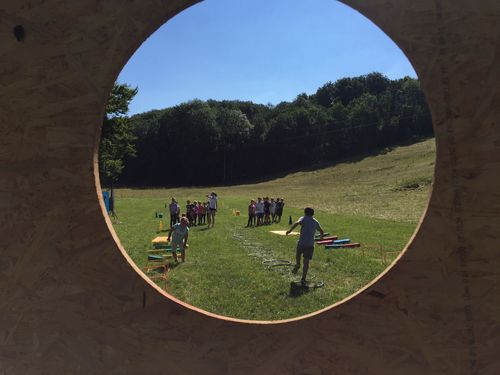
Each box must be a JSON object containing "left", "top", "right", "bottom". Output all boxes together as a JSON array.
[{"left": 315, "top": 236, "right": 338, "bottom": 243}]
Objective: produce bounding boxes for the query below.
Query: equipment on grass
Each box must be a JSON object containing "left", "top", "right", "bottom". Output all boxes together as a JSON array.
[
  {"left": 270, "top": 230, "right": 299, "bottom": 236},
  {"left": 158, "top": 220, "right": 164, "bottom": 232},
  {"left": 316, "top": 241, "right": 332, "bottom": 245},
  {"left": 333, "top": 238, "right": 350, "bottom": 244},
  {"left": 148, "top": 254, "right": 168, "bottom": 261},
  {"left": 325, "top": 243, "right": 361, "bottom": 249},
  {"left": 288, "top": 216, "right": 292, "bottom": 225},
  {"left": 316, "top": 236, "right": 339, "bottom": 245},
  {"left": 262, "top": 259, "right": 292, "bottom": 268},
  {"left": 152, "top": 236, "right": 170, "bottom": 249},
  {"left": 152, "top": 236, "right": 169, "bottom": 243},
  {"left": 148, "top": 247, "right": 172, "bottom": 253},
  {"left": 315, "top": 232, "right": 330, "bottom": 238},
  {"left": 319, "top": 238, "right": 356, "bottom": 247},
  {"left": 142, "top": 258, "right": 169, "bottom": 288},
  {"left": 315, "top": 235, "right": 337, "bottom": 241}
]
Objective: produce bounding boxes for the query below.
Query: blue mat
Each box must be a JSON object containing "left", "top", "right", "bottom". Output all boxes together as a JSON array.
[
  {"left": 333, "top": 238, "right": 350, "bottom": 244},
  {"left": 148, "top": 254, "right": 166, "bottom": 261}
]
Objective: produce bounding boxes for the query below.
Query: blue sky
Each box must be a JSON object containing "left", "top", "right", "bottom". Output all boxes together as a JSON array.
[{"left": 118, "top": 0, "right": 417, "bottom": 115}]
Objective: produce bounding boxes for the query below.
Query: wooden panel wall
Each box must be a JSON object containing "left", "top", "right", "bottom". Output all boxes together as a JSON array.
[{"left": 0, "top": 1, "right": 499, "bottom": 373}]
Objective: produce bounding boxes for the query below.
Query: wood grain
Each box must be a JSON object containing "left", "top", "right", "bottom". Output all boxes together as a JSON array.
[{"left": 0, "top": 0, "right": 499, "bottom": 373}]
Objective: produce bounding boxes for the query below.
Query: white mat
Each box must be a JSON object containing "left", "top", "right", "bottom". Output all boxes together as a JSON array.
[{"left": 270, "top": 230, "right": 299, "bottom": 236}]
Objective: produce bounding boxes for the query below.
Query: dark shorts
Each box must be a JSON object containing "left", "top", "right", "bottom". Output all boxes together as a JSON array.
[
  {"left": 296, "top": 244, "right": 314, "bottom": 260},
  {"left": 257, "top": 212, "right": 264, "bottom": 218}
]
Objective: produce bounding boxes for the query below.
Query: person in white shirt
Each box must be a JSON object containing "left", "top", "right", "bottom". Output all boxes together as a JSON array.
[
  {"left": 286, "top": 207, "right": 324, "bottom": 285},
  {"left": 270, "top": 198, "right": 277, "bottom": 223},
  {"left": 255, "top": 197, "right": 264, "bottom": 226},
  {"left": 207, "top": 192, "right": 218, "bottom": 228}
]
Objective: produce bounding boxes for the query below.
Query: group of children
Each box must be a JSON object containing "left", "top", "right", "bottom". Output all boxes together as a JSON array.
[
  {"left": 168, "top": 193, "right": 218, "bottom": 229},
  {"left": 247, "top": 197, "right": 285, "bottom": 227},
  {"left": 185, "top": 200, "right": 210, "bottom": 226},
  {"left": 166, "top": 193, "right": 218, "bottom": 263},
  {"left": 167, "top": 193, "right": 321, "bottom": 285}
]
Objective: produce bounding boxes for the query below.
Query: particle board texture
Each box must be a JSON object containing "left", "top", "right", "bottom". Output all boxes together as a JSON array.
[{"left": 0, "top": 1, "right": 499, "bottom": 374}]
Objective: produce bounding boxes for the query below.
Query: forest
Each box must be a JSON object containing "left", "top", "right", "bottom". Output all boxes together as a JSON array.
[{"left": 100, "top": 72, "right": 432, "bottom": 187}]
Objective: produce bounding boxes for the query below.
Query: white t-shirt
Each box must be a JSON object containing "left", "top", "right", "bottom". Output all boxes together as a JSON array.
[
  {"left": 209, "top": 195, "right": 218, "bottom": 209},
  {"left": 298, "top": 216, "right": 321, "bottom": 247},
  {"left": 255, "top": 201, "right": 264, "bottom": 214}
]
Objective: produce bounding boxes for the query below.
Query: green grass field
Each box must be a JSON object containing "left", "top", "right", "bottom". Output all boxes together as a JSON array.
[{"left": 112, "top": 138, "right": 435, "bottom": 320}]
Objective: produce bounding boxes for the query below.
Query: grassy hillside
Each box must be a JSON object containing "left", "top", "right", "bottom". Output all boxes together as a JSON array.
[
  {"left": 112, "top": 138, "right": 435, "bottom": 320},
  {"left": 116, "top": 138, "right": 435, "bottom": 222}
]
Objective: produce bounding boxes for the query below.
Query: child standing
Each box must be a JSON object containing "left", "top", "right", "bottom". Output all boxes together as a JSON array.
[
  {"left": 167, "top": 216, "right": 190, "bottom": 262},
  {"left": 263, "top": 197, "right": 271, "bottom": 225},
  {"left": 169, "top": 198, "right": 180, "bottom": 228},
  {"left": 191, "top": 201, "right": 198, "bottom": 226},
  {"left": 207, "top": 192, "right": 218, "bottom": 228},
  {"left": 286, "top": 207, "right": 324, "bottom": 285},
  {"left": 247, "top": 199, "right": 256, "bottom": 227},
  {"left": 202, "top": 202, "right": 208, "bottom": 224},
  {"left": 255, "top": 197, "right": 264, "bottom": 226},
  {"left": 276, "top": 198, "right": 285, "bottom": 223},
  {"left": 270, "top": 198, "right": 276, "bottom": 223},
  {"left": 197, "top": 201, "right": 204, "bottom": 225},
  {"left": 185, "top": 200, "right": 193, "bottom": 226}
]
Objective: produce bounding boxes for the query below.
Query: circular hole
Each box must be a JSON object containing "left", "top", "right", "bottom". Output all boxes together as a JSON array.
[{"left": 98, "top": 0, "right": 435, "bottom": 322}]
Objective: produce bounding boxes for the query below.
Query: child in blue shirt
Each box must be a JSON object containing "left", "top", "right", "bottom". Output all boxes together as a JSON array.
[{"left": 167, "top": 216, "right": 190, "bottom": 262}]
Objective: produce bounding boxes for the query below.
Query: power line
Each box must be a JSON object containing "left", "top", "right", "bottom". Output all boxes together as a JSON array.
[{"left": 237, "top": 114, "right": 426, "bottom": 149}]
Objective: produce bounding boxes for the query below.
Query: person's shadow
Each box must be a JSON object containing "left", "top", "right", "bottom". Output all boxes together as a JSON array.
[
  {"left": 168, "top": 261, "right": 181, "bottom": 270},
  {"left": 289, "top": 282, "right": 310, "bottom": 297}
]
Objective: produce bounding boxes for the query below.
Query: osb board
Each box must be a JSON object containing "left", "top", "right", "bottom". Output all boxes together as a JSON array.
[{"left": 0, "top": 0, "right": 499, "bottom": 374}]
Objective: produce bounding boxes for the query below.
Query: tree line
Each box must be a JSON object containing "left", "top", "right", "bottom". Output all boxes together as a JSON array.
[{"left": 100, "top": 72, "right": 433, "bottom": 187}]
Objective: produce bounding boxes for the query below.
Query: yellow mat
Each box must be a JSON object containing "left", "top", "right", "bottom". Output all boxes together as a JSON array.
[{"left": 152, "top": 236, "right": 169, "bottom": 244}]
